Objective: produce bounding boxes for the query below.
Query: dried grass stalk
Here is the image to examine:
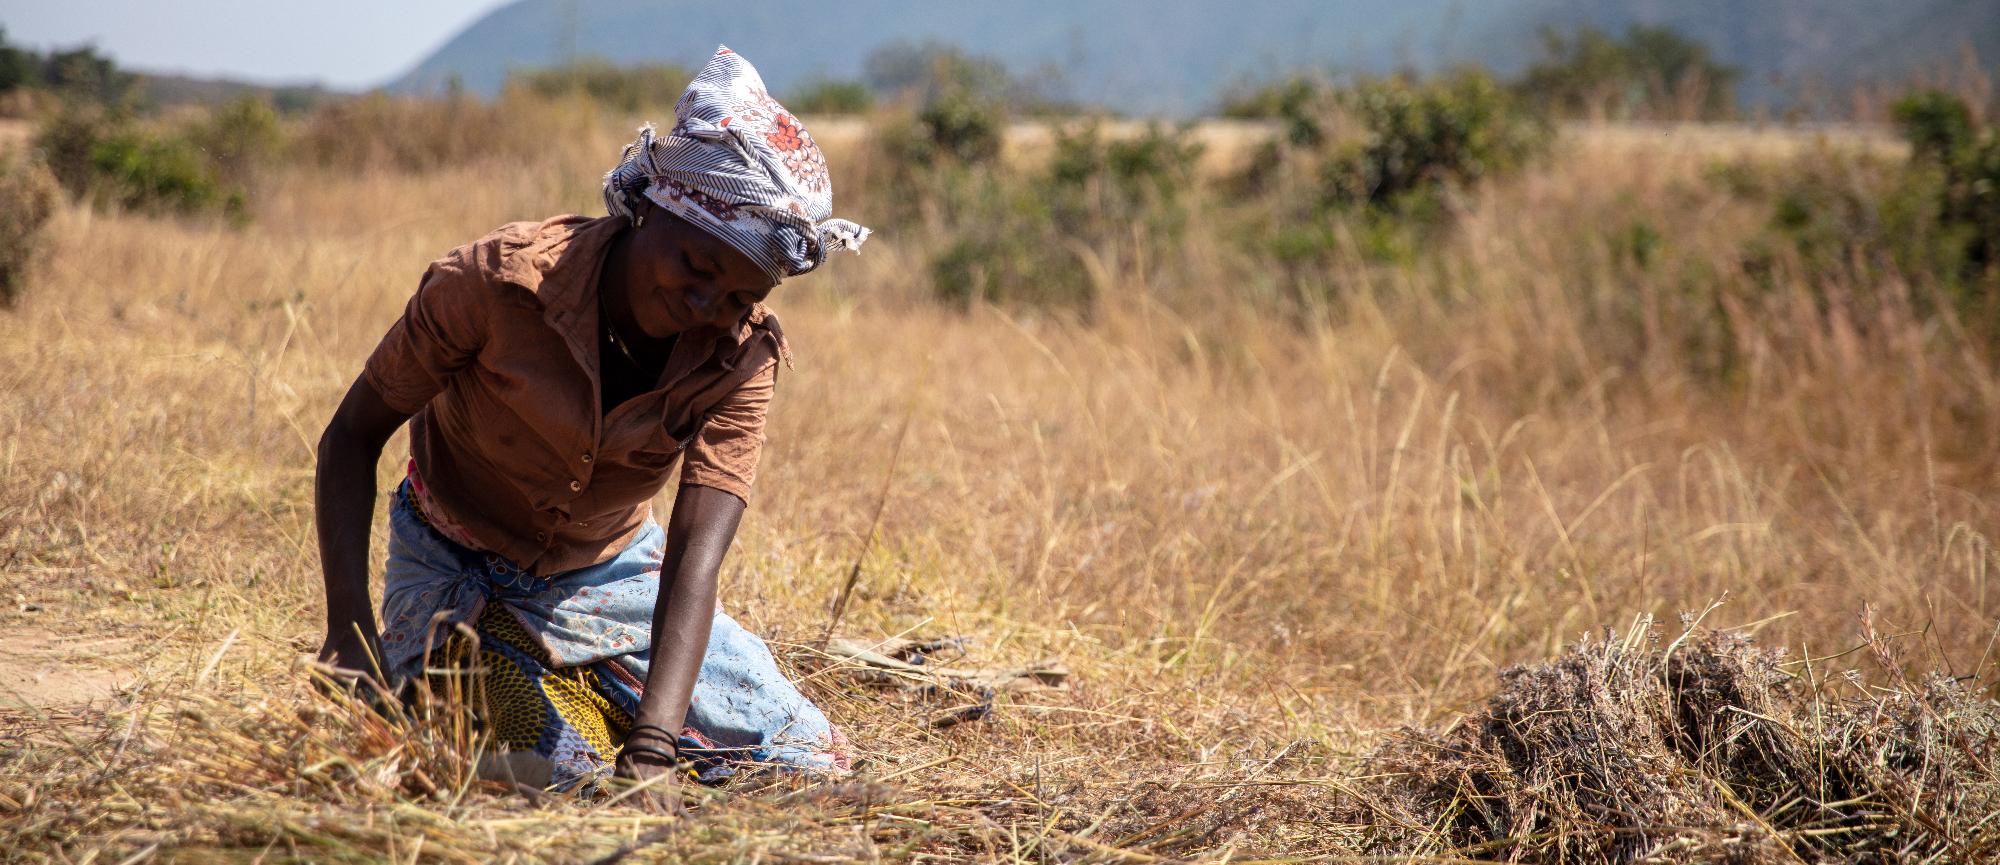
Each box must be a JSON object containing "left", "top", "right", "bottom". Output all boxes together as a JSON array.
[{"left": 1347, "top": 620, "right": 2000, "bottom": 863}]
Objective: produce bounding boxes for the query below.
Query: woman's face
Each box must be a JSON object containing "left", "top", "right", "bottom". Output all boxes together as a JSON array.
[{"left": 621, "top": 208, "right": 779, "bottom": 338}]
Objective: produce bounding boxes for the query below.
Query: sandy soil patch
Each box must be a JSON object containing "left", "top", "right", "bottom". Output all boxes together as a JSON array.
[{"left": 0, "top": 628, "right": 135, "bottom": 710}]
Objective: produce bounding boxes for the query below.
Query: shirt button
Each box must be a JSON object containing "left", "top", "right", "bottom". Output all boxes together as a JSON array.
[
  {"left": 569, "top": 480, "right": 582, "bottom": 492},
  {"left": 535, "top": 531, "right": 548, "bottom": 541},
  {"left": 580, "top": 453, "right": 592, "bottom": 464}
]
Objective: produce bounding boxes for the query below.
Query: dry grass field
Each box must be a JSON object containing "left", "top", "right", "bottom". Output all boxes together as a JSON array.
[{"left": 2, "top": 115, "right": 1996, "bottom": 862}]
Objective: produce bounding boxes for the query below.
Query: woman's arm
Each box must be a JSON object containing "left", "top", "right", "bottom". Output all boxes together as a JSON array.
[
  {"left": 618, "top": 353, "right": 774, "bottom": 793},
  {"left": 314, "top": 374, "right": 415, "bottom": 684},
  {"left": 617, "top": 484, "right": 744, "bottom": 777}
]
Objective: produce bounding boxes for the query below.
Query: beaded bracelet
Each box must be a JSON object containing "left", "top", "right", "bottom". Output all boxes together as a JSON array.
[
  {"left": 625, "top": 723, "right": 680, "bottom": 744},
  {"left": 618, "top": 743, "right": 682, "bottom": 766}
]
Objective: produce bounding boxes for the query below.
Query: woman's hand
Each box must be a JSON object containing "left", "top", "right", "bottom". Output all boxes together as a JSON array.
[
  {"left": 313, "top": 627, "right": 384, "bottom": 690},
  {"left": 313, "top": 374, "right": 411, "bottom": 695},
  {"left": 613, "top": 731, "right": 687, "bottom": 815}
]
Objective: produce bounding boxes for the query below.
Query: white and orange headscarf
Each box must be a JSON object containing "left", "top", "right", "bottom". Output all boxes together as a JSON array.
[{"left": 603, "top": 46, "right": 870, "bottom": 282}]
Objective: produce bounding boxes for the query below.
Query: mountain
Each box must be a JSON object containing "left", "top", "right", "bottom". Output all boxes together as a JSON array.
[{"left": 388, "top": 0, "right": 1997, "bottom": 115}]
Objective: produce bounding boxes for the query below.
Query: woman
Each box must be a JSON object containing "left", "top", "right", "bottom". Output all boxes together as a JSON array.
[{"left": 313, "top": 46, "right": 869, "bottom": 797}]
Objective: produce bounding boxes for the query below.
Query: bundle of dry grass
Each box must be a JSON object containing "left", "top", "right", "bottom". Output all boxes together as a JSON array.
[{"left": 1348, "top": 614, "right": 2000, "bottom": 863}]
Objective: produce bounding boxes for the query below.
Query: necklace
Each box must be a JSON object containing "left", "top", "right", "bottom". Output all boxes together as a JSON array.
[
  {"left": 599, "top": 278, "right": 647, "bottom": 371},
  {"left": 604, "top": 320, "right": 643, "bottom": 369}
]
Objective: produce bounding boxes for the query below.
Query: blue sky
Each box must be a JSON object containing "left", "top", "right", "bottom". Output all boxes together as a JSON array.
[{"left": 0, "top": 1, "right": 506, "bottom": 89}]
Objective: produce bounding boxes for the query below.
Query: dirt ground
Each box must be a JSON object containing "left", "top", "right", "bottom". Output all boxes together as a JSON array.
[{"left": 0, "top": 627, "right": 134, "bottom": 709}]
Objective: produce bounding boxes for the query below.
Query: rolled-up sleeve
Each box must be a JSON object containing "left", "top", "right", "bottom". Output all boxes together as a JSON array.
[
  {"left": 680, "top": 359, "right": 776, "bottom": 502},
  {"left": 362, "top": 260, "right": 488, "bottom": 415}
]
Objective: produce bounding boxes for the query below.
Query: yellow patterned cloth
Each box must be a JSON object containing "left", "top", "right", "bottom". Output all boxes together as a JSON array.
[{"left": 431, "top": 603, "right": 638, "bottom": 786}]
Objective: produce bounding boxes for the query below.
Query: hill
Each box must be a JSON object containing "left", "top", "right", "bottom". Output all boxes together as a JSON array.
[{"left": 388, "top": 0, "right": 1997, "bottom": 115}]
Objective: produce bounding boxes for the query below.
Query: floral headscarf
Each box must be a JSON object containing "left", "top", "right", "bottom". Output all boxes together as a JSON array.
[{"left": 603, "top": 46, "right": 870, "bottom": 282}]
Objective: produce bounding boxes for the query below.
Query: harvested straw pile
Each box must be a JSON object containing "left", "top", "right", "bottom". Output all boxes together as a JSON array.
[{"left": 1346, "top": 615, "right": 2000, "bottom": 863}]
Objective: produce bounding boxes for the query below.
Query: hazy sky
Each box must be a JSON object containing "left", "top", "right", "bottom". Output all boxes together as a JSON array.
[{"left": 0, "top": 1, "right": 507, "bottom": 89}]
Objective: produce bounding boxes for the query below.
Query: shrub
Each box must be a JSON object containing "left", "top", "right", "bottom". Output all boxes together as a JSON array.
[
  {"left": 1741, "top": 91, "right": 2000, "bottom": 303},
  {"left": 1218, "top": 76, "right": 1330, "bottom": 146},
  {"left": 33, "top": 105, "right": 235, "bottom": 216},
  {"left": 186, "top": 94, "right": 284, "bottom": 184},
  {"left": 1048, "top": 120, "right": 1202, "bottom": 240},
  {"left": 0, "top": 28, "right": 138, "bottom": 109},
  {"left": 930, "top": 232, "right": 1094, "bottom": 311},
  {"left": 1051, "top": 122, "right": 1200, "bottom": 200},
  {"left": 1893, "top": 90, "right": 1999, "bottom": 279},
  {"left": 1710, "top": 91, "right": 1999, "bottom": 325},
  {"left": 787, "top": 78, "right": 873, "bottom": 115},
  {"left": 1518, "top": 24, "right": 1739, "bottom": 121},
  {"left": 0, "top": 151, "right": 60, "bottom": 306},
  {"left": 1320, "top": 71, "right": 1550, "bottom": 214},
  {"left": 1218, "top": 76, "right": 1320, "bottom": 121},
  {"left": 1723, "top": 150, "right": 1966, "bottom": 302},
  {"left": 1892, "top": 90, "right": 1976, "bottom": 164},
  {"left": 872, "top": 89, "right": 1007, "bottom": 200},
  {"left": 903, "top": 119, "right": 1205, "bottom": 312},
  {"left": 917, "top": 90, "right": 1005, "bottom": 164},
  {"left": 0, "top": 27, "right": 35, "bottom": 95},
  {"left": 86, "top": 128, "right": 231, "bottom": 213},
  {"left": 34, "top": 104, "right": 117, "bottom": 194}
]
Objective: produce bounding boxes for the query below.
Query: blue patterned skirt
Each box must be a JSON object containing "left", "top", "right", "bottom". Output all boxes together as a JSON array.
[{"left": 378, "top": 478, "right": 845, "bottom": 791}]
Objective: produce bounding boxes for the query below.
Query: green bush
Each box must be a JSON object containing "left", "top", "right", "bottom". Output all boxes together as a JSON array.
[
  {"left": 929, "top": 232, "right": 1094, "bottom": 310},
  {"left": 1216, "top": 71, "right": 1548, "bottom": 303},
  {"left": 0, "top": 27, "right": 36, "bottom": 96},
  {"left": 86, "top": 129, "right": 230, "bottom": 213},
  {"left": 916, "top": 90, "right": 1005, "bottom": 164},
  {"left": 1218, "top": 77, "right": 1320, "bottom": 121},
  {"left": 186, "top": 94, "right": 283, "bottom": 184},
  {"left": 1732, "top": 153, "right": 1940, "bottom": 289},
  {"left": 1051, "top": 122, "right": 1200, "bottom": 206},
  {"left": 788, "top": 78, "right": 873, "bottom": 115},
  {"left": 0, "top": 27, "right": 138, "bottom": 109},
  {"left": 34, "top": 104, "right": 116, "bottom": 194},
  {"left": 908, "top": 120, "right": 1204, "bottom": 311},
  {"left": 0, "top": 151, "right": 60, "bottom": 307},
  {"left": 1892, "top": 91, "right": 1976, "bottom": 164},
  {"left": 1218, "top": 76, "right": 1330, "bottom": 146},
  {"left": 870, "top": 90, "right": 1008, "bottom": 222},
  {"left": 1518, "top": 24, "right": 1739, "bottom": 121},
  {"left": 1320, "top": 71, "right": 1550, "bottom": 214},
  {"left": 34, "top": 104, "right": 238, "bottom": 216},
  {"left": 1892, "top": 91, "right": 1998, "bottom": 279},
  {"left": 1715, "top": 92, "right": 1999, "bottom": 318}
]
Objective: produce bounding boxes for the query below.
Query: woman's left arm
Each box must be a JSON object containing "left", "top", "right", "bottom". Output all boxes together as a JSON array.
[
  {"left": 617, "top": 358, "right": 777, "bottom": 786},
  {"left": 618, "top": 484, "right": 741, "bottom": 780}
]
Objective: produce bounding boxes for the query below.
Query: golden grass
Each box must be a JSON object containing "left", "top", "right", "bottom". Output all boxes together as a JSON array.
[{"left": 1, "top": 116, "right": 1995, "bottom": 863}]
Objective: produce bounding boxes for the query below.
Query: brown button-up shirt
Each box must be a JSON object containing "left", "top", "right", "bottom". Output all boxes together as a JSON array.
[{"left": 363, "top": 215, "right": 786, "bottom": 576}]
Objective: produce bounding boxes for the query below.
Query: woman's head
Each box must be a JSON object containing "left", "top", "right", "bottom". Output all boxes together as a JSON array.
[
  {"left": 601, "top": 46, "right": 870, "bottom": 285},
  {"left": 610, "top": 202, "right": 778, "bottom": 338}
]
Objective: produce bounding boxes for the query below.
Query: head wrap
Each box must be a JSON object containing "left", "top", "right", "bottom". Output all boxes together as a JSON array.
[{"left": 603, "top": 46, "right": 870, "bottom": 282}]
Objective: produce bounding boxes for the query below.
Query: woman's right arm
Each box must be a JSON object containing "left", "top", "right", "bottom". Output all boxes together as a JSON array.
[
  {"left": 316, "top": 254, "right": 485, "bottom": 684},
  {"left": 314, "top": 374, "right": 415, "bottom": 685}
]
